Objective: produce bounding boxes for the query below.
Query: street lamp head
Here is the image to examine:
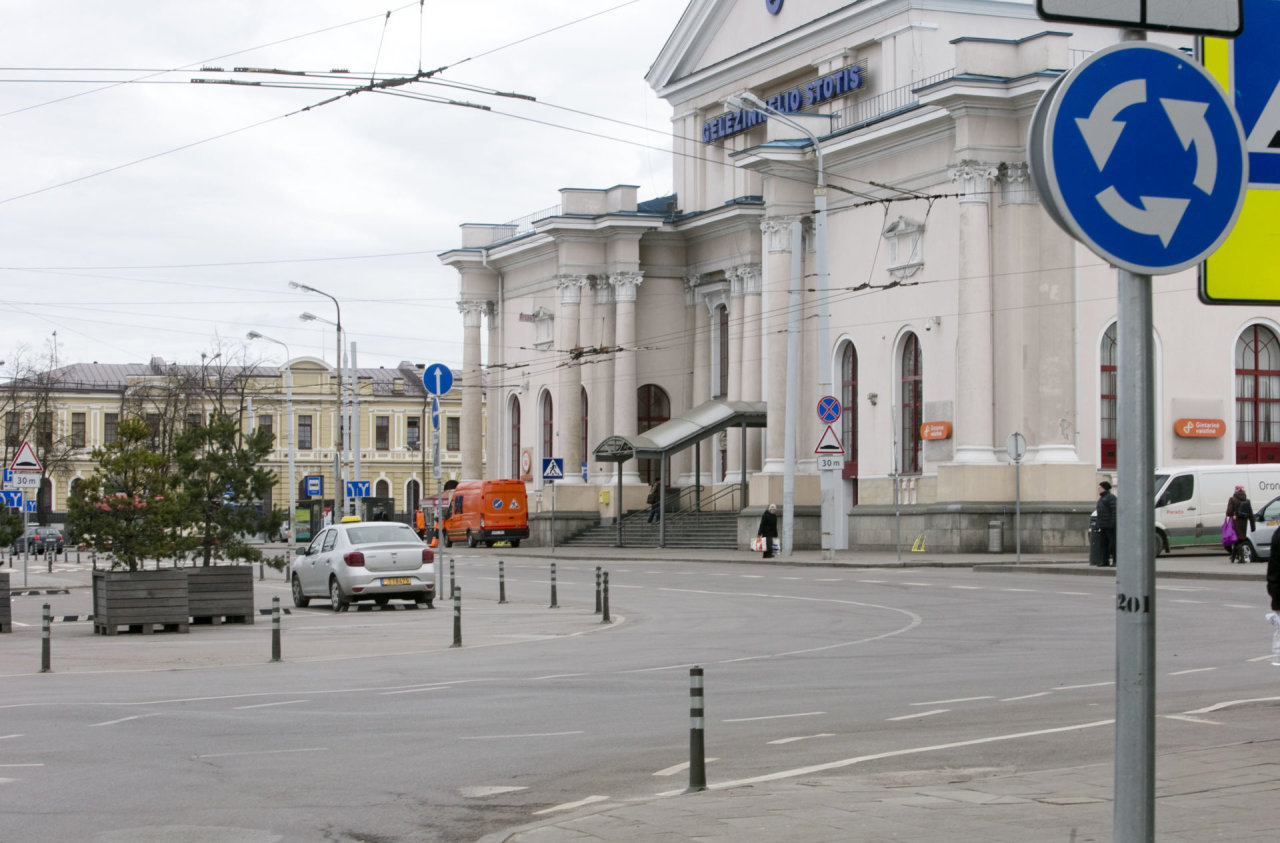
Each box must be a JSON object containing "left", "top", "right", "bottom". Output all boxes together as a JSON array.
[
  {"left": 725, "top": 91, "right": 767, "bottom": 112},
  {"left": 289, "top": 280, "right": 312, "bottom": 292},
  {"left": 246, "top": 331, "right": 262, "bottom": 340},
  {"left": 299, "top": 312, "right": 319, "bottom": 323}
]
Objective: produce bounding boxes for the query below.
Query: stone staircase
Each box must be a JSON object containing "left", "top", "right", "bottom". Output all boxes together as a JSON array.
[{"left": 562, "top": 510, "right": 740, "bottom": 549}]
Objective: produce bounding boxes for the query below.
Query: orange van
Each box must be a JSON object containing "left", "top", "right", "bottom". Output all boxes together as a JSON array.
[{"left": 441, "top": 479, "right": 529, "bottom": 548}]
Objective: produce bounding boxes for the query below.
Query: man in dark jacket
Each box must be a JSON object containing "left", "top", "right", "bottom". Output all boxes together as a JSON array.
[
  {"left": 757, "top": 503, "right": 778, "bottom": 559},
  {"left": 1095, "top": 481, "right": 1117, "bottom": 567}
]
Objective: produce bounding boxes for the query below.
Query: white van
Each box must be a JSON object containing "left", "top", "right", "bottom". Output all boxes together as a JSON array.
[{"left": 1154, "top": 464, "right": 1280, "bottom": 555}]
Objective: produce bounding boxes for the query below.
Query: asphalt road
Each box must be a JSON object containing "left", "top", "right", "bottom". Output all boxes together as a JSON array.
[{"left": 1, "top": 554, "right": 1274, "bottom": 841}]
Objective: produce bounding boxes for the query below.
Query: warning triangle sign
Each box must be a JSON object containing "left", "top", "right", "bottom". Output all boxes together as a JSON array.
[
  {"left": 814, "top": 425, "right": 844, "bottom": 455},
  {"left": 9, "top": 441, "right": 42, "bottom": 472}
]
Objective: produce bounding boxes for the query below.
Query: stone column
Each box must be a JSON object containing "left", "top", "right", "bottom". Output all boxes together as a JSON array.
[
  {"left": 760, "top": 216, "right": 804, "bottom": 474},
  {"left": 687, "top": 275, "right": 709, "bottom": 487},
  {"left": 726, "top": 267, "right": 746, "bottom": 477},
  {"left": 610, "top": 271, "right": 643, "bottom": 483},
  {"left": 556, "top": 274, "right": 587, "bottom": 483},
  {"left": 737, "top": 264, "right": 763, "bottom": 471},
  {"left": 595, "top": 279, "right": 616, "bottom": 453},
  {"left": 948, "top": 161, "right": 999, "bottom": 464},
  {"left": 458, "top": 299, "right": 487, "bottom": 480}
]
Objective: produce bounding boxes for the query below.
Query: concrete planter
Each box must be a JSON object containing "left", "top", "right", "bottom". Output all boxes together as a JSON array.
[
  {"left": 186, "top": 565, "right": 255, "bottom": 625},
  {"left": 92, "top": 569, "right": 190, "bottom": 635},
  {"left": 0, "top": 571, "right": 10, "bottom": 633}
]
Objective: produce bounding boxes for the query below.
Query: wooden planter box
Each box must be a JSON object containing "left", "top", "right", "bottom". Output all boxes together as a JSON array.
[
  {"left": 0, "top": 572, "right": 10, "bottom": 633},
  {"left": 187, "top": 565, "right": 255, "bottom": 625},
  {"left": 92, "top": 569, "right": 190, "bottom": 635}
]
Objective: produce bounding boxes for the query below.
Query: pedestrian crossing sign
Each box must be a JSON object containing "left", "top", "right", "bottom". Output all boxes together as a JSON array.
[{"left": 542, "top": 458, "right": 564, "bottom": 480}]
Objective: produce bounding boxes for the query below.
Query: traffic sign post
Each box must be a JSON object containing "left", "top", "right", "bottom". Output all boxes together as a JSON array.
[
  {"left": 542, "top": 458, "right": 564, "bottom": 551},
  {"left": 1026, "top": 33, "right": 1248, "bottom": 843}
]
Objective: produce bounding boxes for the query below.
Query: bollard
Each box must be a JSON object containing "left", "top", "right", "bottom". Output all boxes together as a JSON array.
[
  {"left": 549, "top": 562, "right": 559, "bottom": 609},
  {"left": 41, "top": 603, "right": 52, "bottom": 673},
  {"left": 595, "top": 566, "right": 602, "bottom": 614},
  {"left": 259, "top": 562, "right": 265, "bottom": 582},
  {"left": 498, "top": 560, "right": 507, "bottom": 604},
  {"left": 269, "top": 596, "right": 281, "bottom": 662},
  {"left": 688, "top": 666, "right": 706, "bottom": 792},
  {"left": 601, "top": 570, "right": 611, "bottom": 624},
  {"left": 448, "top": 557, "right": 456, "bottom": 602},
  {"left": 47, "top": 548, "right": 52, "bottom": 573},
  {"left": 451, "top": 586, "right": 462, "bottom": 648}
]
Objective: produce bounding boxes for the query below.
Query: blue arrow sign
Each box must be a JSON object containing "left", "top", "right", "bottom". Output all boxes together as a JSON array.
[
  {"left": 346, "top": 481, "right": 371, "bottom": 498},
  {"left": 1031, "top": 41, "right": 1247, "bottom": 275},
  {"left": 25, "top": 500, "right": 37, "bottom": 513},
  {"left": 431, "top": 396, "right": 440, "bottom": 431},
  {"left": 542, "top": 458, "right": 564, "bottom": 481},
  {"left": 1, "top": 489, "right": 22, "bottom": 508},
  {"left": 423, "top": 363, "right": 454, "bottom": 397}
]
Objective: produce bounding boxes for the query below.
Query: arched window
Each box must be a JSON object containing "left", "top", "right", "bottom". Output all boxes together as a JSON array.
[
  {"left": 900, "top": 332, "right": 923, "bottom": 475},
  {"left": 508, "top": 395, "right": 521, "bottom": 478},
  {"left": 540, "top": 391, "right": 553, "bottom": 468},
  {"left": 1236, "top": 324, "right": 1280, "bottom": 464},
  {"left": 637, "top": 384, "right": 671, "bottom": 483},
  {"left": 840, "top": 342, "right": 859, "bottom": 502},
  {"left": 1100, "top": 323, "right": 1118, "bottom": 470},
  {"left": 375, "top": 479, "right": 390, "bottom": 500},
  {"left": 407, "top": 479, "right": 420, "bottom": 513}
]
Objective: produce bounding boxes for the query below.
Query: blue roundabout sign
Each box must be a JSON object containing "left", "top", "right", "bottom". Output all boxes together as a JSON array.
[{"left": 1029, "top": 41, "right": 1247, "bottom": 275}]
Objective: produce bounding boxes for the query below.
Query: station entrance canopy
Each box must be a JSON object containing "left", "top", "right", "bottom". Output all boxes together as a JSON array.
[{"left": 592, "top": 399, "right": 768, "bottom": 547}]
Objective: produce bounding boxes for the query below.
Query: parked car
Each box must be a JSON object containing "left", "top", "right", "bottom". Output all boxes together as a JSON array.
[
  {"left": 290, "top": 517, "right": 434, "bottom": 611},
  {"left": 1241, "top": 494, "right": 1280, "bottom": 564},
  {"left": 11, "top": 525, "right": 65, "bottom": 555}
]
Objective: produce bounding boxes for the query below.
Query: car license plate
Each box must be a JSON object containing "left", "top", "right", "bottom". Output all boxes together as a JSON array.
[
  {"left": 382, "top": 577, "right": 412, "bottom": 586},
  {"left": 490, "top": 530, "right": 505, "bottom": 536}
]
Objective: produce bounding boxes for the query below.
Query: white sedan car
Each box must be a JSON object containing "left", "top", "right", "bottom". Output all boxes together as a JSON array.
[{"left": 291, "top": 519, "right": 435, "bottom": 611}]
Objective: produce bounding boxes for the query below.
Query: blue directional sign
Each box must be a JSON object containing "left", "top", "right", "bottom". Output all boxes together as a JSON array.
[
  {"left": 542, "top": 458, "right": 564, "bottom": 481},
  {"left": 346, "top": 481, "right": 371, "bottom": 498},
  {"left": 1030, "top": 41, "right": 1247, "bottom": 275},
  {"left": 303, "top": 475, "right": 324, "bottom": 498},
  {"left": 1, "top": 489, "right": 22, "bottom": 508},
  {"left": 817, "top": 395, "right": 841, "bottom": 424},
  {"left": 25, "top": 500, "right": 36, "bottom": 513},
  {"left": 431, "top": 396, "right": 440, "bottom": 431},
  {"left": 422, "top": 363, "right": 454, "bottom": 397}
]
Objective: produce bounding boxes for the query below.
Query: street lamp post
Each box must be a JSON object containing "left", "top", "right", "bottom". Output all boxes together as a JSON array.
[
  {"left": 247, "top": 331, "right": 296, "bottom": 552},
  {"left": 292, "top": 282, "right": 345, "bottom": 519},
  {"left": 726, "top": 92, "right": 835, "bottom": 559}
]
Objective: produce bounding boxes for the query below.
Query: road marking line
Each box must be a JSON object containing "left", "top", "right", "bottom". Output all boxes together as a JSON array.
[
  {"left": 533, "top": 795, "right": 609, "bottom": 815},
  {"left": 1056, "top": 681, "right": 1114, "bottom": 690},
  {"left": 950, "top": 585, "right": 982, "bottom": 590},
  {"left": 234, "top": 700, "right": 309, "bottom": 710},
  {"left": 1057, "top": 591, "right": 1091, "bottom": 596},
  {"left": 1171, "top": 599, "right": 1206, "bottom": 604},
  {"left": 1001, "top": 588, "right": 1035, "bottom": 593},
  {"left": 1224, "top": 603, "right": 1254, "bottom": 609},
  {"left": 1185, "top": 695, "right": 1280, "bottom": 715},
  {"left": 653, "top": 758, "right": 719, "bottom": 776},
  {"left": 90, "top": 714, "right": 160, "bottom": 727},
  {"left": 887, "top": 708, "right": 949, "bottom": 721},
  {"left": 380, "top": 686, "right": 452, "bottom": 695},
  {"left": 1001, "top": 692, "right": 1052, "bottom": 701},
  {"left": 912, "top": 696, "right": 992, "bottom": 706},
  {"left": 768, "top": 734, "right": 834, "bottom": 745},
  {"left": 460, "top": 731, "right": 584, "bottom": 741},
  {"left": 1164, "top": 714, "right": 1222, "bottom": 725},
  {"left": 533, "top": 673, "right": 589, "bottom": 681},
  {"left": 194, "top": 747, "right": 328, "bottom": 759},
  {"left": 723, "top": 712, "right": 824, "bottom": 723},
  {"left": 0, "top": 764, "right": 43, "bottom": 768},
  {"left": 1168, "top": 667, "right": 1217, "bottom": 676},
  {"left": 0, "top": 734, "right": 22, "bottom": 741},
  {"left": 459, "top": 786, "right": 528, "bottom": 798},
  {"left": 667, "top": 719, "right": 1115, "bottom": 793},
  {"left": 903, "top": 582, "right": 933, "bottom": 587}
]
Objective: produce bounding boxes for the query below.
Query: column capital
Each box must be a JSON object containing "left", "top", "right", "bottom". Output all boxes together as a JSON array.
[
  {"left": 593, "top": 275, "right": 615, "bottom": 305},
  {"left": 684, "top": 274, "right": 703, "bottom": 306},
  {"left": 609, "top": 271, "right": 644, "bottom": 302},
  {"left": 728, "top": 263, "right": 762, "bottom": 296},
  {"left": 458, "top": 299, "right": 488, "bottom": 328},
  {"left": 555, "top": 274, "right": 589, "bottom": 304},
  {"left": 761, "top": 215, "right": 809, "bottom": 253},
  {"left": 998, "top": 161, "right": 1038, "bottom": 206},
  {"left": 948, "top": 160, "right": 1001, "bottom": 204}
]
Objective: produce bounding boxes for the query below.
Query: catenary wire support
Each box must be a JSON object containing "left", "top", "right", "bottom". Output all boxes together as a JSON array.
[{"left": 688, "top": 666, "right": 706, "bottom": 792}]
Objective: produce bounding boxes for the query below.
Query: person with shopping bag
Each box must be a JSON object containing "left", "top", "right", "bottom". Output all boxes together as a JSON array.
[
  {"left": 1225, "top": 485, "right": 1256, "bottom": 563},
  {"left": 756, "top": 503, "right": 778, "bottom": 559}
]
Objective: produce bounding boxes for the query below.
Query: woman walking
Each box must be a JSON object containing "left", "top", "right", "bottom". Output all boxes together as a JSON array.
[{"left": 1226, "top": 485, "right": 1256, "bottom": 563}]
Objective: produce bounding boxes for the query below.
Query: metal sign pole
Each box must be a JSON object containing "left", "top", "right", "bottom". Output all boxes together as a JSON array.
[{"left": 1115, "top": 267, "right": 1157, "bottom": 842}]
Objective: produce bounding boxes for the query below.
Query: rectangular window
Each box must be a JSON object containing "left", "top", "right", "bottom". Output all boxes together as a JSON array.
[
  {"left": 145, "top": 413, "right": 161, "bottom": 448},
  {"left": 186, "top": 412, "right": 202, "bottom": 429},
  {"left": 5, "top": 411, "right": 19, "bottom": 448},
  {"left": 407, "top": 417, "right": 421, "bottom": 450},
  {"left": 447, "top": 416, "right": 460, "bottom": 451},
  {"left": 376, "top": 415, "right": 390, "bottom": 450},
  {"left": 298, "top": 415, "right": 313, "bottom": 450},
  {"left": 38, "top": 412, "right": 53, "bottom": 450},
  {"left": 71, "top": 412, "right": 86, "bottom": 449},
  {"left": 104, "top": 413, "right": 119, "bottom": 445},
  {"left": 257, "top": 414, "right": 274, "bottom": 444}
]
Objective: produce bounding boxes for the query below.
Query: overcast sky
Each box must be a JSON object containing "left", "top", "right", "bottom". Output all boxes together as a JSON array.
[{"left": 0, "top": 0, "right": 688, "bottom": 377}]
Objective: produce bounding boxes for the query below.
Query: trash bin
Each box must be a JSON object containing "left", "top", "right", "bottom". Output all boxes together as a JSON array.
[
  {"left": 1088, "top": 515, "right": 1105, "bottom": 566},
  {"left": 987, "top": 520, "right": 1003, "bottom": 553}
]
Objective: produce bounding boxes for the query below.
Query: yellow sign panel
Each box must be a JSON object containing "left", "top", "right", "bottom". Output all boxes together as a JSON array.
[{"left": 1202, "top": 12, "right": 1280, "bottom": 304}]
